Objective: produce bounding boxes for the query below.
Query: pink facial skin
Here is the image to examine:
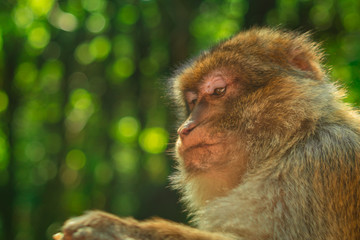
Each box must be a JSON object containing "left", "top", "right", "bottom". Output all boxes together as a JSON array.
[
  {"left": 184, "top": 72, "right": 229, "bottom": 111},
  {"left": 201, "top": 74, "right": 227, "bottom": 95},
  {"left": 177, "top": 72, "right": 238, "bottom": 171}
]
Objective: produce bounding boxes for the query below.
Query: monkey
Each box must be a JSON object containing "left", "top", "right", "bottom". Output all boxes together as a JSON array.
[{"left": 55, "top": 27, "right": 360, "bottom": 240}]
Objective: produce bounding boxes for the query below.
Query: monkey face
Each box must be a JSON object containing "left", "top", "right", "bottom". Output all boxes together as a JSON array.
[
  {"left": 173, "top": 28, "right": 325, "bottom": 178},
  {"left": 175, "top": 70, "right": 247, "bottom": 173}
]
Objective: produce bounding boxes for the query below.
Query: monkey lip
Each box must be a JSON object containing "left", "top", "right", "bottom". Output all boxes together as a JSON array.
[
  {"left": 177, "top": 141, "right": 221, "bottom": 153},
  {"left": 187, "top": 142, "right": 220, "bottom": 149}
]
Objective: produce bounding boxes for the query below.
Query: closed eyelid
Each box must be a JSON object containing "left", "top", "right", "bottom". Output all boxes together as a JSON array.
[
  {"left": 184, "top": 91, "right": 198, "bottom": 103},
  {"left": 202, "top": 78, "right": 227, "bottom": 94}
]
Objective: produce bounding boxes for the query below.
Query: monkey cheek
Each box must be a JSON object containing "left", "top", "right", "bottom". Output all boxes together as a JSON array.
[{"left": 178, "top": 144, "right": 225, "bottom": 171}]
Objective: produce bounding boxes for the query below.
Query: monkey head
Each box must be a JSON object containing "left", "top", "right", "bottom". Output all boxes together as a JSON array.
[{"left": 171, "top": 28, "right": 327, "bottom": 208}]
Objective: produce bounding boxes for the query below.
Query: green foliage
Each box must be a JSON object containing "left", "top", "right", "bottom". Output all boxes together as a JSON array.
[{"left": 0, "top": 0, "right": 360, "bottom": 239}]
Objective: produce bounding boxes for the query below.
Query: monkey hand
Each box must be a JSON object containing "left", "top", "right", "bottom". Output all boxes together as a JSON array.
[
  {"left": 53, "top": 211, "right": 141, "bottom": 240},
  {"left": 55, "top": 210, "right": 235, "bottom": 240}
]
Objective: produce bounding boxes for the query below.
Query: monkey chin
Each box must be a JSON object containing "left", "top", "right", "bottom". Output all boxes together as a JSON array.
[
  {"left": 176, "top": 139, "right": 231, "bottom": 173},
  {"left": 174, "top": 138, "right": 248, "bottom": 209}
]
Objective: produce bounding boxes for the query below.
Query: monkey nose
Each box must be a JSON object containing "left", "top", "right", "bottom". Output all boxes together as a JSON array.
[{"left": 177, "top": 121, "right": 196, "bottom": 138}]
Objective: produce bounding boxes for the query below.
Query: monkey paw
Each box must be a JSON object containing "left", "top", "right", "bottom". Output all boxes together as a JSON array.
[{"left": 54, "top": 211, "right": 138, "bottom": 240}]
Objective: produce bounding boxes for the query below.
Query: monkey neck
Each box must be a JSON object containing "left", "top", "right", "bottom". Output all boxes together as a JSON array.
[{"left": 171, "top": 155, "right": 247, "bottom": 213}]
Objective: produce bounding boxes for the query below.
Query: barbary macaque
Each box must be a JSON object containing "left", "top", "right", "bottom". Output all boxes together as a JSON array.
[{"left": 55, "top": 28, "right": 360, "bottom": 240}]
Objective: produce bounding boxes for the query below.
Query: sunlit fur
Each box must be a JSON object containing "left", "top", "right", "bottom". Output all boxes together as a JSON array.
[
  {"left": 59, "top": 27, "right": 360, "bottom": 240},
  {"left": 171, "top": 27, "right": 360, "bottom": 239}
]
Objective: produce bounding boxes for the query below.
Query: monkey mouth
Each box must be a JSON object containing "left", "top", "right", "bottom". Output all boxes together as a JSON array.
[
  {"left": 177, "top": 141, "right": 221, "bottom": 155},
  {"left": 176, "top": 141, "right": 228, "bottom": 172},
  {"left": 187, "top": 142, "right": 219, "bottom": 150}
]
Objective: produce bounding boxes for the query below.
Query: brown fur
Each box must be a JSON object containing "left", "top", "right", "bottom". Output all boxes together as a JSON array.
[{"left": 57, "top": 28, "right": 360, "bottom": 240}]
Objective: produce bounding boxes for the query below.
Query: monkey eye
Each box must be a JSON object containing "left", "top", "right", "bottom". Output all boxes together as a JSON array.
[
  {"left": 213, "top": 87, "right": 226, "bottom": 96},
  {"left": 185, "top": 91, "right": 198, "bottom": 109}
]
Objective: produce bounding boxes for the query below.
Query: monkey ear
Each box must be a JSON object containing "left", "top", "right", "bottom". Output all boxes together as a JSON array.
[{"left": 288, "top": 46, "right": 324, "bottom": 81}]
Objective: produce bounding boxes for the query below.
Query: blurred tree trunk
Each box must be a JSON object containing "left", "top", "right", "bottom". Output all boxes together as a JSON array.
[{"left": 0, "top": 37, "right": 20, "bottom": 240}]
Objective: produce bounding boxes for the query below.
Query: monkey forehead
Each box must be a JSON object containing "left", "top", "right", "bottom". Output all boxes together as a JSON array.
[
  {"left": 176, "top": 27, "right": 324, "bottom": 93},
  {"left": 177, "top": 53, "right": 239, "bottom": 92},
  {"left": 200, "top": 73, "right": 227, "bottom": 94}
]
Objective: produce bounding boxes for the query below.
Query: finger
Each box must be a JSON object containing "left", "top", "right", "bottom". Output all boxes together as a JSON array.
[{"left": 53, "top": 232, "right": 64, "bottom": 240}]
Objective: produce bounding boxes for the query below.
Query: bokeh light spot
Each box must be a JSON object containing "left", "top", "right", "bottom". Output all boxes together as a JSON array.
[
  {"left": 115, "top": 116, "right": 140, "bottom": 143},
  {"left": 28, "top": 26, "right": 50, "bottom": 49},
  {"left": 61, "top": 168, "right": 79, "bottom": 186},
  {"left": 142, "top": 2, "right": 161, "bottom": 28},
  {"left": 81, "top": 0, "right": 106, "bottom": 12},
  {"left": 40, "top": 60, "right": 64, "bottom": 93},
  {"left": 14, "top": 62, "right": 38, "bottom": 91},
  {"left": 139, "top": 127, "right": 169, "bottom": 154},
  {"left": 70, "top": 89, "right": 93, "bottom": 110},
  {"left": 113, "top": 147, "right": 139, "bottom": 174},
  {"left": 66, "top": 89, "right": 94, "bottom": 133},
  {"left": 58, "top": 12, "right": 78, "bottom": 32},
  {"left": 144, "top": 155, "right": 167, "bottom": 183},
  {"left": 89, "top": 36, "right": 111, "bottom": 60},
  {"left": 310, "top": 5, "right": 334, "bottom": 30},
  {"left": 343, "top": 12, "right": 360, "bottom": 31},
  {"left": 25, "top": 141, "right": 45, "bottom": 162},
  {"left": 75, "top": 43, "right": 94, "bottom": 65},
  {"left": 12, "top": 6, "right": 34, "bottom": 29},
  {"left": 118, "top": 4, "right": 139, "bottom": 25},
  {"left": 112, "top": 57, "right": 135, "bottom": 79},
  {"left": 29, "top": 0, "right": 55, "bottom": 16},
  {"left": 66, "top": 149, "right": 86, "bottom": 170},
  {"left": 86, "top": 13, "right": 106, "bottom": 33}
]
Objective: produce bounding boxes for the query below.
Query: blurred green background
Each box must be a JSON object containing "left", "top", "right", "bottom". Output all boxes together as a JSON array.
[{"left": 0, "top": 0, "right": 359, "bottom": 239}]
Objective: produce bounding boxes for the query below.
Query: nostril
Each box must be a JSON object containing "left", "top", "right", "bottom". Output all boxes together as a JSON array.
[
  {"left": 178, "top": 127, "right": 190, "bottom": 136},
  {"left": 177, "top": 121, "right": 196, "bottom": 137}
]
